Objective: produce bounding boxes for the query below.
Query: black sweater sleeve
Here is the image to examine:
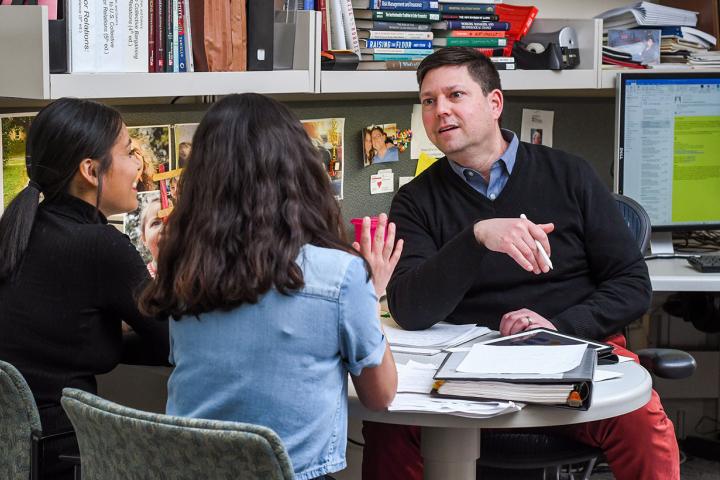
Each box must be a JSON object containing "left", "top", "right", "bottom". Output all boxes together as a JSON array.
[
  {"left": 550, "top": 160, "right": 652, "bottom": 339},
  {"left": 387, "top": 181, "right": 489, "bottom": 330},
  {"left": 97, "top": 227, "right": 170, "bottom": 365}
]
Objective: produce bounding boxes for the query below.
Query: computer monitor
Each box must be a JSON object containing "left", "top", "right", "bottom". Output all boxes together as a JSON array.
[{"left": 615, "top": 71, "right": 720, "bottom": 254}]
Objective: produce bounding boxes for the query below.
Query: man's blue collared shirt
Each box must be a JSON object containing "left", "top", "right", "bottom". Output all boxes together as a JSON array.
[{"left": 448, "top": 129, "right": 519, "bottom": 200}]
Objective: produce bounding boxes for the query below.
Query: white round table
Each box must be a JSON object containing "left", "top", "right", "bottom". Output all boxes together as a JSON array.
[{"left": 349, "top": 360, "right": 652, "bottom": 480}]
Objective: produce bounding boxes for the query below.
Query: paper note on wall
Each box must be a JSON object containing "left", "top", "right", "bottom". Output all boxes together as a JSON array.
[
  {"left": 415, "top": 152, "right": 438, "bottom": 177},
  {"left": 371, "top": 169, "right": 394, "bottom": 194},
  {"left": 520, "top": 109, "right": 554, "bottom": 147},
  {"left": 410, "top": 104, "right": 444, "bottom": 160}
]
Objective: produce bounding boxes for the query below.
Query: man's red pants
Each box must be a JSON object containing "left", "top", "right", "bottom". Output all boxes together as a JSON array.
[{"left": 362, "top": 335, "right": 680, "bottom": 480}]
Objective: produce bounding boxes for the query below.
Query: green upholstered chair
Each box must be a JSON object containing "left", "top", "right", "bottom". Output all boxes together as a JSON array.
[
  {"left": 0, "top": 359, "right": 76, "bottom": 480},
  {"left": 60, "top": 388, "right": 295, "bottom": 480}
]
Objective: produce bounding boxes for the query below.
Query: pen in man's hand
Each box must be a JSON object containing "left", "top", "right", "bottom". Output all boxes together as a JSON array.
[{"left": 520, "top": 214, "right": 554, "bottom": 270}]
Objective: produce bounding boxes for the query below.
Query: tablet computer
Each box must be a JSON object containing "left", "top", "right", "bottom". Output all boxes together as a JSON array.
[{"left": 479, "top": 328, "right": 615, "bottom": 358}]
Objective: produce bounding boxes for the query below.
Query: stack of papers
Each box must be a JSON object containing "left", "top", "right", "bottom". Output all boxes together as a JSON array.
[
  {"left": 597, "top": 2, "right": 698, "bottom": 31},
  {"left": 396, "top": 360, "right": 437, "bottom": 394},
  {"left": 389, "top": 393, "right": 523, "bottom": 419},
  {"left": 456, "top": 344, "right": 588, "bottom": 375},
  {"left": 385, "top": 322, "right": 491, "bottom": 355},
  {"left": 391, "top": 361, "right": 523, "bottom": 418}
]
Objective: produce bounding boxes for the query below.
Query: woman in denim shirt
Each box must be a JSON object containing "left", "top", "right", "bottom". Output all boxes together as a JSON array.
[{"left": 139, "top": 93, "right": 401, "bottom": 480}]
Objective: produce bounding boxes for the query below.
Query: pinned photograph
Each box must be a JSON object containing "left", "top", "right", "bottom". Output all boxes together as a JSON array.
[
  {"left": 128, "top": 125, "right": 171, "bottom": 192},
  {"left": 521, "top": 109, "right": 554, "bottom": 147},
  {"left": 124, "top": 191, "right": 169, "bottom": 278},
  {"left": 173, "top": 123, "right": 198, "bottom": 169},
  {"left": 363, "top": 123, "right": 401, "bottom": 167},
  {"left": 1, "top": 113, "right": 36, "bottom": 211},
  {"left": 301, "top": 118, "right": 345, "bottom": 200}
]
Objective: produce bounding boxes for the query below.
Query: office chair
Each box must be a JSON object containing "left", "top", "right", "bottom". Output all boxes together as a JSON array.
[
  {"left": 60, "top": 388, "right": 295, "bottom": 480},
  {"left": 0, "top": 359, "right": 78, "bottom": 480},
  {"left": 477, "top": 194, "right": 697, "bottom": 479}
]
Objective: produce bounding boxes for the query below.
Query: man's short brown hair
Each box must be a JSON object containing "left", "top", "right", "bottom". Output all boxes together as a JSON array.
[{"left": 416, "top": 47, "right": 502, "bottom": 95}]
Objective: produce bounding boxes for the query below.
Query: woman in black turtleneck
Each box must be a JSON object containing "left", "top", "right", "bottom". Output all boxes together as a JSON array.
[{"left": 0, "top": 98, "right": 169, "bottom": 479}]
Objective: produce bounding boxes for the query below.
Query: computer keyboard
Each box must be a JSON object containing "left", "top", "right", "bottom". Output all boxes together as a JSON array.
[{"left": 687, "top": 255, "right": 720, "bottom": 273}]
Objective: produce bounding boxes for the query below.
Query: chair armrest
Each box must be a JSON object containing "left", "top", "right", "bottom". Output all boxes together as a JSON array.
[
  {"left": 636, "top": 348, "right": 696, "bottom": 379},
  {"left": 58, "top": 454, "right": 80, "bottom": 465}
]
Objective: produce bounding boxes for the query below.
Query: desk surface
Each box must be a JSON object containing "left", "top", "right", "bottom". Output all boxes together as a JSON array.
[
  {"left": 348, "top": 360, "right": 651, "bottom": 429},
  {"left": 647, "top": 258, "right": 720, "bottom": 292}
]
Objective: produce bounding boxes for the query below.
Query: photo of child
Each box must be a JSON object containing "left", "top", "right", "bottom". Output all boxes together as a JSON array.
[{"left": 124, "top": 191, "right": 170, "bottom": 276}]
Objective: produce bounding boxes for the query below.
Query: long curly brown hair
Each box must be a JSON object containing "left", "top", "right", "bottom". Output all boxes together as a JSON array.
[{"left": 138, "top": 93, "right": 363, "bottom": 318}]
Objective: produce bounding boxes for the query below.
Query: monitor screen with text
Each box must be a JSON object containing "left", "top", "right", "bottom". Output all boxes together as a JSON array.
[{"left": 616, "top": 72, "right": 720, "bottom": 231}]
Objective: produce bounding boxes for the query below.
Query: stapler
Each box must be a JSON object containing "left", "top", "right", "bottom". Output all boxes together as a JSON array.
[{"left": 513, "top": 27, "right": 580, "bottom": 70}]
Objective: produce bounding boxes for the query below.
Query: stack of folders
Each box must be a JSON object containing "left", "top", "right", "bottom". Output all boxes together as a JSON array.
[
  {"left": 384, "top": 321, "right": 491, "bottom": 355},
  {"left": 433, "top": 329, "right": 603, "bottom": 409}
]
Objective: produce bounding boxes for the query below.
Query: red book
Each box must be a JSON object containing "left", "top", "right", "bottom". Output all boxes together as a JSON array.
[
  {"left": 317, "top": 0, "right": 328, "bottom": 51},
  {"left": 155, "top": 0, "right": 166, "bottom": 72},
  {"left": 148, "top": 0, "right": 156, "bottom": 72},
  {"left": 495, "top": 4, "right": 538, "bottom": 41}
]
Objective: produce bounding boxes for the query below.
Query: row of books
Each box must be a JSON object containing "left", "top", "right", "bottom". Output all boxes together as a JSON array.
[
  {"left": 0, "top": 0, "right": 282, "bottom": 73},
  {"left": 351, "top": 1, "right": 536, "bottom": 71}
]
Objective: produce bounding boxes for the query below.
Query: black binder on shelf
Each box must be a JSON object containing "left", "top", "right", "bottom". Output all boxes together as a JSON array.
[
  {"left": 246, "top": 0, "right": 274, "bottom": 71},
  {"left": 43, "top": 0, "right": 67, "bottom": 73},
  {"left": 433, "top": 342, "right": 596, "bottom": 410}
]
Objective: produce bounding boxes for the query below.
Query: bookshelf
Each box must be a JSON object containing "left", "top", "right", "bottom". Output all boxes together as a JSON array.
[
  {"left": 321, "top": 19, "right": 603, "bottom": 94},
  {"left": 0, "top": 7, "right": 320, "bottom": 100},
  {"left": 0, "top": 2, "right": 717, "bottom": 100}
]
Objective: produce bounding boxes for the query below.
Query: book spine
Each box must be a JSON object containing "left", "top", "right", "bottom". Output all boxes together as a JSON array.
[
  {"left": 473, "top": 47, "right": 504, "bottom": 57},
  {"left": 363, "top": 20, "right": 432, "bottom": 31},
  {"left": 364, "top": 30, "right": 433, "bottom": 39},
  {"left": 364, "top": 39, "right": 432, "bottom": 48},
  {"left": 441, "top": 14, "right": 498, "bottom": 21},
  {"left": 183, "top": 0, "right": 194, "bottom": 71},
  {"left": 443, "top": 29, "right": 505, "bottom": 38},
  {"left": 148, "top": 0, "right": 155, "bottom": 71},
  {"left": 318, "top": 0, "right": 328, "bottom": 51},
  {"left": 443, "top": 21, "right": 509, "bottom": 31},
  {"left": 176, "top": 0, "right": 186, "bottom": 72},
  {"left": 155, "top": 0, "right": 165, "bottom": 71},
  {"left": 125, "top": 0, "right": 149, "bottom": 72},
  {"left": 366, "top": 47, "right": 434, "bottom": 54},
  {"left": 69, "top": 0, "right": 97, "bottom": 72},
  {"left": 373, "top": 52, "right": 429, "bottom": 60},
  {"left": 438, "top": 4, "right": 495, "bottom": 14},
  {"left": 172, "top": 0, "right": 179, "bottom": 72},
  {"left": 438, "top": 0, "right": 501, "bottom": 3},
  {"left": 301, "top": 0, "right": 315, "bottom": 8},
  {"left": 97, "top": 0, "right": 121, "bottom": 72},
  {"left": 165, "top": 0, "right": 174, "bottom": 72},
  {"left": 370, "top": 0, "right": 438, "bottom": 11},
  {"left": 342, "top": 0, "right": 360, "bottom": 54},
  {"left": 373, "top": 10, "right": 440, "bottom": 22},
  {"left": 385, "top": 59, "right": 423, "bottom": 69},
  {"left": 329, "top": 0, "right": 347, "bottom": 49},
  {"left": 440, "top": 37, "right": 506, "bottom": 47}
]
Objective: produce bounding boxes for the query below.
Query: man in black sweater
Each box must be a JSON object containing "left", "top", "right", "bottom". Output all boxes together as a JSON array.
[{"left": 362, "top": 48, "right": 679, "bottom": 480}]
